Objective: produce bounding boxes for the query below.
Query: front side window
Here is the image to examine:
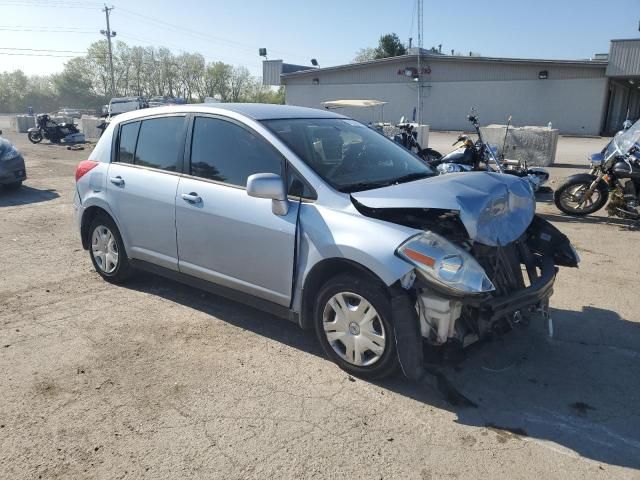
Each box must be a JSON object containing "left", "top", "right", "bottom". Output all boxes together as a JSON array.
[
  {"left": 118, "top": 121, "right": 139, "bottom": 164},
  {"left": 190, "top": 116, "right": 282, "bottom": 187},
  {"left": 262, "top": 118, "right": 435, "bottom": 192},
  {"left": 134, "top": 116, "right": 185, "bottom": 172}
]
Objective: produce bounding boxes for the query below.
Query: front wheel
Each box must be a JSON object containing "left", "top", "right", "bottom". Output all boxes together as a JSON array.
[
  {"left": 314, "top": 273, "right": 398, "bottom": 379},
  {"left": 554, "top": 177, "right": 608, "bottom": 216},
  {"left": 27, "top": 131, "right": 43, "bottom": 144}
]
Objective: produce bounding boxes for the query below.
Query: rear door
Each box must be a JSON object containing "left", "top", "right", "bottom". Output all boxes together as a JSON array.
[
  {"left": 175, "top": 115, "right": 299, "bottom": 306},
  {"left": 106, "top": 114, "right": 187, "bottom": 270}
]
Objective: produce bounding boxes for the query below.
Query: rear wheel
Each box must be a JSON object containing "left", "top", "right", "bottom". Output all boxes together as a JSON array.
[
  {"left": 27, "top": 131, "right": 43, "bottom": 144},
  {"left": 554, "top": 178, "right": 608, "bottom": 216},
  {"left": 314, "top": 273, "right": 398, "bottom": 379},
  {"left": 419, "top": 148, "right": 442, "bottom": 165},
  {"left": 89, "top": 214, "right": 132, "bottom": 283}
]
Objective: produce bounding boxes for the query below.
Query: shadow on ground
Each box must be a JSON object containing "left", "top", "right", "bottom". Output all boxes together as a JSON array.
[
  {"left": 125, "top": 272, "right": 640, "bottom": 470},
  {"left": 541, "top": 211, "right": 637, "bottom": 228},
  {"left": 0, "top": 185, "right": 59, "bottom": 207}
]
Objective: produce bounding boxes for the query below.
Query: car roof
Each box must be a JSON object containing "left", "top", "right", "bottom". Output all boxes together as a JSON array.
[{"left": 109, "top": 103, "right": 347, "bottom": 124}]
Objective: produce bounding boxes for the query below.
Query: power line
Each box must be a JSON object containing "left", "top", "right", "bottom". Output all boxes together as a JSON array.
[
  {"left": 0, "top": 27, "right": 95, "bottom": 33},
  {"left": 0, "top": 0, "right": 102, "bottom": 8},
  {"left": 0, "top": 47, "right": 88, "bottom": 53},
  {"left": 0, "top": 51, "right": 79, "bottom": 57}
]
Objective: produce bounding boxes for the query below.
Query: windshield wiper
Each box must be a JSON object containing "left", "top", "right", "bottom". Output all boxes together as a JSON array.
[
  {"left": 339, "top": 181, "right": 392, "bottom": 193},
  {"left": 389, "top": 172, "right": 433, "bottom": 184}
]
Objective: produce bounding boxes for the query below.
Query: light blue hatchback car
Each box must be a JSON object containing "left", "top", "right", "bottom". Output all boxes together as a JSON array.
[{"left": 73, "top": 104, "right": 579, "bottom": 379}]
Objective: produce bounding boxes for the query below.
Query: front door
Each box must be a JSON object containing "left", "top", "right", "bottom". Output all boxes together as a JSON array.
[
  {"left": 175, "top": 115, "right": 298, "bottom": 306},
  {"left": 106, "top": 115, "right": 187, "bottom": 270}
]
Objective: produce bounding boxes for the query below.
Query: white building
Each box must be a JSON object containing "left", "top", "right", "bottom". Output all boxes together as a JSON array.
[{"left": 265, "top": 39, "right": 640, "bottom": 136}]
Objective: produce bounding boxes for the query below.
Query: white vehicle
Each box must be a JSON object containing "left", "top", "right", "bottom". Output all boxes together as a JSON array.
[{"left": 108, "top": 97, "right": 148, "bottom": 117}]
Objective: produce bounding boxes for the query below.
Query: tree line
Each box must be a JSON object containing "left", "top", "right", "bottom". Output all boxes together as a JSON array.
[{"left": 0, "top": 39, "right": 283, "bottom": 114}]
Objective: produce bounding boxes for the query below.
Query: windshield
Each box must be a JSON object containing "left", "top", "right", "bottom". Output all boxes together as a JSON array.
[
  {"left": 262, "top": 118, "right": 435, "bottom": 192},
  {"left": 608, "top": 118, "right": 640, "bottom": 157}
]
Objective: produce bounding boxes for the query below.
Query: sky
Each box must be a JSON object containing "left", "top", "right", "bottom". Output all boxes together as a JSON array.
[{"left": 1, "top": 0, "right": 639, "bottom": 77}]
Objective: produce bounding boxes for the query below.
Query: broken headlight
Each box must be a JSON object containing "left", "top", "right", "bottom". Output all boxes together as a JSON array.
[{"left": 396, "top": 231, "right": 495, "bottom": 295}]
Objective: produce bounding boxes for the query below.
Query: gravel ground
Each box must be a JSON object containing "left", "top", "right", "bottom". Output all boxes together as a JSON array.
[{"left": 1, "top": 121, "right": 639, "bottom": 479}]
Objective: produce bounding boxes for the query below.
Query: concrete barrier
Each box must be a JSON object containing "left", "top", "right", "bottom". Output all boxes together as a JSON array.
[
  {"left": 10, "top": 115, "right": 36, "bottom": 133},
  {"left": 80, "top": 116, "right": 104, "bottom": 140},
  {"left": 480, "top": 125, "right": 559, "bottom": 167}
]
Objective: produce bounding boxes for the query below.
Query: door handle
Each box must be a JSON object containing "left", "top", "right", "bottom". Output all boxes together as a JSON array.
[
  {"left": 110, "top": 176, "right": 124, "bottom": 186},
  {"left": 181, "top": 192, "right": 202, "bottom": 204}
]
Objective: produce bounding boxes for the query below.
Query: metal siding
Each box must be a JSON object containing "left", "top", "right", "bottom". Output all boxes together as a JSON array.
[
  {"left": 607, "top": 40, "right": 640, "bottom": 77},
  {"left": 283, "top": 57, "right": 606, "bottom": 86},
  {"left": 284, "top": 77, "right": 608, "bottom": 135},
  {"left": 263, "top": 60, "right": 283, "bottom": 86}
]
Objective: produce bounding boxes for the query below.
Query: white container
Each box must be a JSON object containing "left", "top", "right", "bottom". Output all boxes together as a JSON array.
[
  {"left": 79, "top": 116, "right": 104, "bottom": 140},
  {"left": 12, "top": 115, "right": 36, "bottom": 133}
]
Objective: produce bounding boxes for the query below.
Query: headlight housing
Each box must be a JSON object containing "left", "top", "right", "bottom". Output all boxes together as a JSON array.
[
  {"left": 396, "top": 231, "right": 495, "bottom": 295},
  {"left": 0, "top": 142, "right": 20, "bottom": 162}
]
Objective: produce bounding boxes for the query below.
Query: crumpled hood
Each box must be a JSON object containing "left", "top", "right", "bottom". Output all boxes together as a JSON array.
[{"left": 351, "top": 172, "right": 535, "bottom": 246}]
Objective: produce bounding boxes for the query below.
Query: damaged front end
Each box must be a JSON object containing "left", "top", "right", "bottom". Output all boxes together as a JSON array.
[
  {"left": 404, "top": 216, "right": 578, "bottom": 352},
  {"left": 352, "top": 178, "right": 579, "bottom": 359}
]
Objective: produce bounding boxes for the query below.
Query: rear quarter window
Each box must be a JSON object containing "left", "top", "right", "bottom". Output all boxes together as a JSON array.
[{"left": 89, "top": 122, "right": 115, "bottom": 163}]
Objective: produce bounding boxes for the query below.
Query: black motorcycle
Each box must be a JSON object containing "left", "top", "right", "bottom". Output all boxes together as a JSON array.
[
  {"left": 393, "top": 117, "right": 442, "bottom": 163},
  {"left": 27, "top": 114, "right": 80, "bottom": 144},
  {"left": 431, "top": 113, "right": 550, "bottom": 192},
  {"left": 554, "top": 119, "right": 640, "bottom": 218}
]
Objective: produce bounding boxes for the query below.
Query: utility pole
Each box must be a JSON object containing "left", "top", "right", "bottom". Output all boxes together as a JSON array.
[
  {"left": 416, "top": 0, "right": 423, "bottom": 125},
  {"left": 100, "top": 5, "right": 116, "bottom": 97}
]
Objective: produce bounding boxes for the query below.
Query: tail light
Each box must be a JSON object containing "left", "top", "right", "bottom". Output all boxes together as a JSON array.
[{"left": 75, "top": 160, "right": 99, "bottom": 181}]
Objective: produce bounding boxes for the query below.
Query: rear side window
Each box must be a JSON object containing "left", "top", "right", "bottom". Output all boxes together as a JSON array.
[
  {"left": 134, "top": 116, "right": 185, "bottom": 172},
  {"left": 118, "top": 121, "right": 139, "bottom": 164},
  {"left": 190, "top": 117, "right": 282, "bottom": 187}
]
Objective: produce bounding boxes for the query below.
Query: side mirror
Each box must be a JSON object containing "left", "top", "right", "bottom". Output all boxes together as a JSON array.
[{"left": 246, "top": 173, "right": 289, "bottom": 216}]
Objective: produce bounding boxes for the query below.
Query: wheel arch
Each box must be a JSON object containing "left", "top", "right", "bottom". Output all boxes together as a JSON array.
[
  {"left": 80, "top": 205, "right": 116, "bottom": 250},
  {"left": 299, "top": 257, "right": 392, "bottom": 330}
]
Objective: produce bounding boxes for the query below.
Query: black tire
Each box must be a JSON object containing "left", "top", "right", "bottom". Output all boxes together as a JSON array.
[
  {"left": 3, "top": 181, "right": 22, "bottom": 190},
  {"left": 27, "top": 131, "right": 43, "bottom": 144},
  {"left": 419, "top": 148, "right": 442, "bottom": 164},
  {"left": 314, "top": 272, "right": 399, "bottom": 379},
  {"left": 88, "top": 214, "right": 132, "bottom": 284},
  {"left": 554, "top": 178, "right": 608, "bottom": 216}
]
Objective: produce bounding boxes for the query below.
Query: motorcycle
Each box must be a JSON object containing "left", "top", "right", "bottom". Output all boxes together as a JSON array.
[
  {"left": 27, "top": 114, "right": 80, "bottom": 144},
  {"left": 393, "top": 117, "right": 443, "bottom": 163},
  {"left": 554, "top": 118, "right": 640, "bottom": 218},
  {"left": 429, "top": 112, "right": 550, "bottom": 192}
]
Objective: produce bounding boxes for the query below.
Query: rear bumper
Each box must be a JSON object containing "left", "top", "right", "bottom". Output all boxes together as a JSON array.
[
  {"left": 466, "top": 255, "right": 557, "bottom": 323},
  {"left": 72, "top": 188, "right": 84, "bottom": 245},
  {"left": 0, "top": 156, "right": 26, "bottom": 184}
]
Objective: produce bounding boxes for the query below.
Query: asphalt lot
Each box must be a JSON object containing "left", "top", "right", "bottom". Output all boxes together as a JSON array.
[{"left": 1, "top": 117, "right": 640, "bottom": 479}]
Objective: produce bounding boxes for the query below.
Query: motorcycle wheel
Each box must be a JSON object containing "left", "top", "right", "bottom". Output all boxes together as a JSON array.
[
  {"left": 419, "top": 148, "right": 442, "bottom": 164},
  {"left": 554, "top": 178, "right": 608, "bottom": 216},
  {"left": 27, "top": 131, "right": 43, "bottom": 144}
]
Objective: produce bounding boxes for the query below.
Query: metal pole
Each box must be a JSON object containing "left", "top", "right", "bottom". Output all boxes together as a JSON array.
[
  {"left": 102, "top": 5, "right": 116, "bottom": 96},
  {"left": 416, "top": 0, "right": 423, "bottom": 125}
]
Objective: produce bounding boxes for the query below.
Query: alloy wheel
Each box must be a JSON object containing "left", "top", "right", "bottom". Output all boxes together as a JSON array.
[
  {"left": 560, "top": 183, "right": 601, "bottom": 212},
  {"left": 322, "top": 292, "right": 387, "bottom": 367}
]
